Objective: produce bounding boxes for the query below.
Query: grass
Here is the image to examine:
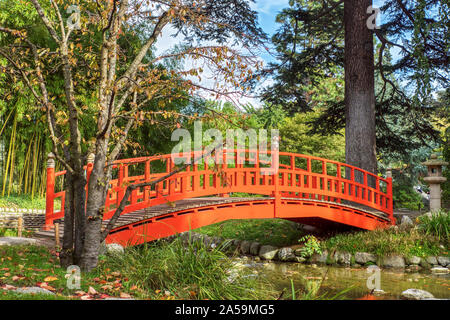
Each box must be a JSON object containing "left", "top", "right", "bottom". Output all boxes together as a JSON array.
[
  {"left": 0, "top": 195, "right": 46, "bottom": 209},
  {"left": 0, "top": 291, "right": 72, "bottom": 300},
  {"left": 0, "top": 228, "right": 34, "bottom": 237},
  {"left": 0, "top": 194, "right": 61, "bottom": 211},
  {"left": 0, "top": 236, "right": 278, "bottom": 300},
  {"left": 417, "top": 209, "right": 449, "bottom": 241},
  {"left": 322, "top": 209, "right": 449, "bottom": 258},
  {"left": 97, "top": 235, "right": 277, "bottom": 300},
  {"left": 195, "top": 219, "right": 304, "bottom": 247},
  {"left": 323, "top": 226, "right": 448, "bottom": 258}
]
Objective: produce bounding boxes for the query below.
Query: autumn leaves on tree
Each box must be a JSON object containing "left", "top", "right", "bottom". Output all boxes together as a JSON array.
[{"left": 0, "top": 0, "right": 266, "bottom": 271}]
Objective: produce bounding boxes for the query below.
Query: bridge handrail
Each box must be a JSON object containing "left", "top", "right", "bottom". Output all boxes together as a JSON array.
[{"left": 45, "top": 149, "right": 394, "bottom": 228}]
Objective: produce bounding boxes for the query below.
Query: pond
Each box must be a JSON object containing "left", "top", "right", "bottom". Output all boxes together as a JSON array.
[{"left": 236, "top": 257, "right": 450, "bottom": 300}]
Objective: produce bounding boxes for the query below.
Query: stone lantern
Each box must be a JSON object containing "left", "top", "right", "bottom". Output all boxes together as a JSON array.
[{"left": 422, "top": 154, "right": 448, "bottom": 211}]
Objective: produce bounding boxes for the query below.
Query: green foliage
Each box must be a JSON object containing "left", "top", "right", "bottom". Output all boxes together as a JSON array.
[
  {"left": 196, "top": 219, "right": 304, "bottom": 247},
  {"left": 392, "top": 183, "right": 424, "bottom": 211},
  {"left": 417, "top": 209, "right": 449, "bottom": 242},
  {"left": 101, "top": 236, "right": 275, "bottom": 300},
  {"left": 324, "top": 227, "right": 446, "bottom": 258},
  {"left": 242, "top": 103, "right": 287, "bottom": 129},
  {"left": 0, "top": 227, "right": 33, "bottom": 237},
  {"left": 297, "top": 235, "right": 322, "bottom": 258},
  {"left": 279, "top": 110, "right": 345, "bottom": 161},
  {"left": 440, "top": 100, "right": 450, "bottom": 207},
  {"left": 260, "top": 0, "right": 444, "bottom": 161},
  {"left": 0, "top": 195, "right": 46, "bottom": 209}
]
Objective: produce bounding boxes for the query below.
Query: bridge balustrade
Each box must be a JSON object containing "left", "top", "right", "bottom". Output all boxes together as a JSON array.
[{"left": 45, "top": 149, "right": 393, "bottom": 228}]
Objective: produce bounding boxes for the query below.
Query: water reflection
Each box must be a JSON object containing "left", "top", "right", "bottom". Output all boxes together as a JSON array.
[{"left": 242, "top": 259, "right": 450, "bottom": 300}]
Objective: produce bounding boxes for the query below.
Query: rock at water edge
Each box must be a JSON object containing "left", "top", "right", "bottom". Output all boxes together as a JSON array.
[
  {"left": 401, "top": 289, "right": 434, "bottom": 300},
  {"left": 249, "top": 242, "right": 261, "bottom": 256},
  {"left": 355, "top": 252, "right": 377, "bottom": 265},
  {"left": 258, "top": 245, "right": 278, "bottom": 260}
]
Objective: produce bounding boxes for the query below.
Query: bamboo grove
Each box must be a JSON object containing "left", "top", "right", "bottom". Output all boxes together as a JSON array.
[{"left": 0, "top": 99, "right": 57, "bottom": 199}]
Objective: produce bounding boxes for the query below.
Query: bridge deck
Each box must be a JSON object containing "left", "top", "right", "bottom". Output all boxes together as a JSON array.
[{"left": 34, "top": 197, "right": 390, "bottom": 243}]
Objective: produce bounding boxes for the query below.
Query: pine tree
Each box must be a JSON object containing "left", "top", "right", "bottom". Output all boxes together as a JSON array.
[{"left": 259, "top": 0, "right": 448, "bottom": 174}]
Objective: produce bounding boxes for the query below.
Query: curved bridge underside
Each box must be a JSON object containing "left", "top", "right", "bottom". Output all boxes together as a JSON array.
[
  {"left": 44, "top": 149, "right": 394, "bottom": 246},
  {"left": 105, "top": 197, "right": 391, "bottom": 246}
]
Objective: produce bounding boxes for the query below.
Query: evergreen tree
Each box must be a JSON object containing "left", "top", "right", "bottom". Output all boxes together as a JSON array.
[{"left": 259, "top": 0, "right": 448, "bottom": 174}]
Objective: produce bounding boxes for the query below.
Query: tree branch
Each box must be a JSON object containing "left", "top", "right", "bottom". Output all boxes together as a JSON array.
[
  {"left": 30, "top": 0, "right": 61, "bottom": 43},
  {"left": 101, "top": 141, "right": 223, "bottom": 241}
]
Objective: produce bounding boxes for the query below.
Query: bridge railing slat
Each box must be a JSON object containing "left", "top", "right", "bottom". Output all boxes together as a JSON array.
[{"left": 45, "top": 149, "right": 394, "bottom": 227}]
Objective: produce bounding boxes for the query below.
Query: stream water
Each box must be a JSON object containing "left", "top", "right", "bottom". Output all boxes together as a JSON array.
[{"left": 237, "top": 257, "right": 450, "bottom": 300}]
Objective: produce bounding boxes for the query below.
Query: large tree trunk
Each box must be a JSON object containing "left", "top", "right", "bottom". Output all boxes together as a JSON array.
[
  {"left": 80, "top": 142, "right": 110, "bottom": 272},
  {"left": 60, "top": 172, "right": 74, "bottom": 268},
  {"left": 60, "top": 169, "right": 86, "bottom": 267},
  {"left": 344, "top": 0, "right": 377, "bottom": 178}
]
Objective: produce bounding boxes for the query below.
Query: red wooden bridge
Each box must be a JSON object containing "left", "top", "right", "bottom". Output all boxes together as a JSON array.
[{"left": 42, "top": 149, "right": 394, "bottom": 246}]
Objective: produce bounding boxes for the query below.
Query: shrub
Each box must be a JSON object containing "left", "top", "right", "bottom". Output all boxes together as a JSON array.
[
  {"left": 298, "top": 235, "right": 322, "bottom": 258},
  {"left": 100, "top": 234, "right": 275, "bottom": 300},
  {"left": 392, "top": 184, "right": 425, "bottom": 210},
  {"left": 417, "top": 209, "right": 449, "bottom": 242},
  {"left": 323, "top": 227, "right": 445, "bottom": 258}
]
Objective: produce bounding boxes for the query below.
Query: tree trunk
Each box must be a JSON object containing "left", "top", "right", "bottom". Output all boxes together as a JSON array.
[
  {"left": 60, "top": 169, "right": 86, "bottom": 268},
  {"left": 344, "top": 0, "right": 377, "bottom": 179},
  {"left": 80, "top": 144, "right": 110, "bottom": 272},
  {"left": 60, "top": 172, "right": 74, "bottom": 268}
]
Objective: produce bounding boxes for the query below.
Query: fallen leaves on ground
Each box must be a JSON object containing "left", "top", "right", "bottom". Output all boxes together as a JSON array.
[
  {"left": 44, "top": 276, "right": 58, "bottom": 282},
  {"left": 37, "top": 282, "right": 56, "bottom": 291},
  {"left": 120, "top": 292, "right": 132, "bottom": 299},
  {"left": 1, "top": 284, "right": 16, "bottom": 290}
]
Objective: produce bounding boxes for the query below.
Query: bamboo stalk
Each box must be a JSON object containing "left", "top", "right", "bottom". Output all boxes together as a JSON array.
[
  {"left": 20, "top": 131, "right": 35, "bottom": 194},
  {"left": 31, "top": 132, "right": 41, "bottom": 199},
  {"left": 0, "top": 107, "right": 14, "bottom": 137},
  {"left": 2, "top": 109, "right": 17, "bottom": 196}
]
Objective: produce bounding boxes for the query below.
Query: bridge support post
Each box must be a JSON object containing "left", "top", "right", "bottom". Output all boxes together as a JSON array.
[
  {"left": 386, "top": 168, "right": 394, "bottom": 225},
  {"left": 85, "top": 153, "right": 95, "bottom": 210},
  {"left": 44, "top": 152, "right": 56, "bottom": 230}
]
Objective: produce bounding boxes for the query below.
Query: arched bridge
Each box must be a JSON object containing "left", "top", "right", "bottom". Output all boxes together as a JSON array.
[{"left": 42, "top": 149, "right": 394, "bottom": 246}]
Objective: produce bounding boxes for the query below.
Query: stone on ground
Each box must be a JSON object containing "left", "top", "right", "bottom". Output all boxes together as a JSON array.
[
  {"left": 437, "top": 256, "right": 450, "bottom": 267},
  {"left": 398, "top": 215, "right": 414, "bottom": 231},
  {"left": 0, "top": 237, "right": 37, "bottom": 246},
  {"left": 310, "top": 251, "right": 328, "bottom": 264},
  {"left": 239, "top": 240, "right": 251, "bottom": 254},
  {"left": 381, "top": 255, "right": 405, "bottom": 268},
  {"left": 335, "top": 251, "right": 352, "bottom": 266},
  {"left": 278, "top": 247, "right": 296, "bottom": 262},
  {"left": 405, "top": 256, "right": 421, "bottom": 265},
  {"left": 249, "top": 242, "right": 261, "bottom": 256},
  {"left": 258, "top": 245, "right": 278, "bottom": 260},
  {"left": 401, "top": 289, "right": 434, "bottom": 300},
  {"left": 431, "top": 267, "right": 449, "bottom": 274},
  {"left": 15, "top": 287, "right": 55, "bottom": 295},
  {"left": 355, "top": 252, "right": 377, "bottom": 264},
  {"left": 425, "top": 256, "right": 438, "bottom": 265},
  {"left": 105, "top": 243, "right": 124, "bottom": 256}
]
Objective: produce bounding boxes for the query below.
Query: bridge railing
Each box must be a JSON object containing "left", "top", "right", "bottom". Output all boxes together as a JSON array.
[{"left": 45, "top": 149, "right": 394, "bottom": 228}]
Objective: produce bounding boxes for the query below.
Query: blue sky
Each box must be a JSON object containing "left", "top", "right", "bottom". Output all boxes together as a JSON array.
[
  {"left": 252, "top": 0, "right": 386, "bottom": 64},
  {"left": 156, "top": 0, "right": 390, "bottom": 106}
]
